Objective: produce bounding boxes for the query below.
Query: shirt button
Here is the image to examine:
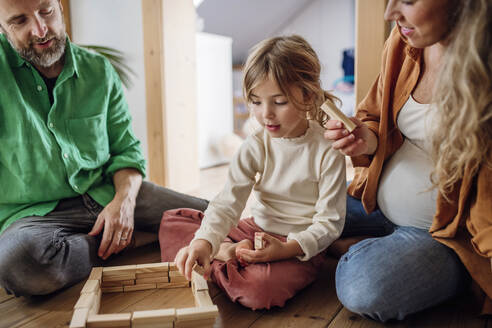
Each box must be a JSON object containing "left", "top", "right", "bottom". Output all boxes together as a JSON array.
[
  {"left": 37, "top": 85, "right": 42, "bottom": 92},
  {"left": 49, "top": 122, "right": 54, "bottom": 128},
  {"left": 63, "top": 153, "right": 69, "bottom": 158}
]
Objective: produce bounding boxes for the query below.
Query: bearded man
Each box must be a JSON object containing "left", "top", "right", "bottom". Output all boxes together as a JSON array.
[{"left": 0, "top": 0, "right": 207, "bottom": 296}]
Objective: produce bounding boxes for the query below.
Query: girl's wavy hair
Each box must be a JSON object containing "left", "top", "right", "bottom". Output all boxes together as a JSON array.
[
  {"left": 431, "top": 0, "right": 492, "bottom": 199},
  {"left": 242, "top": 35, "right": 339, "bottom": 127}
]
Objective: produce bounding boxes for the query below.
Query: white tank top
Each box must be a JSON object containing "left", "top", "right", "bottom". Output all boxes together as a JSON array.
[{"left": 377, "top": 95, "right": 437, "bottom": 230}]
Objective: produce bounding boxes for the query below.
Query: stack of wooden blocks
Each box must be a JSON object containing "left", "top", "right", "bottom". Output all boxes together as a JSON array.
[{"left": 69, "top": 262, "right": 218, "bottom": 328}]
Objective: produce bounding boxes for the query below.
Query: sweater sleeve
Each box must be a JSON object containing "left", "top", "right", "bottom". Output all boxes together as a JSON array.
[
  {"left": 103, "top": 62, "right": 146, "bottom": 178},
  {"left": 350, "top": 27, "right": 396, "bottom": 168},
  {"left": 192, "top": 135, "right": 264, "bottom": 257},
  {"left": 287, "top": 147, "right": 347, "bottom": 261}
]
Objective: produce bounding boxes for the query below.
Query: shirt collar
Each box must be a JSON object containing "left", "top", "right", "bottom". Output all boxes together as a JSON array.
[{"left": 0, "top": 34, "right": 79, "bottom": 78}]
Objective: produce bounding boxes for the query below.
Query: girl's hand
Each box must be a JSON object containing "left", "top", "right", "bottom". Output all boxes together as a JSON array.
[
  {"left": 175, "top": 239, "right": 213, "bottom": 280},
  {"left": 236, "top": 233, "right": 303, "bottom": 263},
  {"left": 324, "top": 117, "right": 378, "bottom": 157}
]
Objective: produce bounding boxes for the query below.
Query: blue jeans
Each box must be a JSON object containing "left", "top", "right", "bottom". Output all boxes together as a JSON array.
[
  {"left": 0, "top": 181, "right": 208, "bottom": 296},
  {"left": 335, "top": 195, "right": 470, "bottom": 322}
]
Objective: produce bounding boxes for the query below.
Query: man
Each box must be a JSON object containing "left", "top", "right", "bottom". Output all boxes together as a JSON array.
[{"left": 0, "top": 0, "right": 207, "bottom": 296}]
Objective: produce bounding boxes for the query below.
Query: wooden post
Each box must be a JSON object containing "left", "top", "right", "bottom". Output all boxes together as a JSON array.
[
  {"left": 141, "top": 0, "right": 200, "bottom": 191},
  {"left": 355, "top": 0, "right": 390, "bottom": 106},
  {"left": 61, "top": 0, "right": 71, "bottom": 39}
]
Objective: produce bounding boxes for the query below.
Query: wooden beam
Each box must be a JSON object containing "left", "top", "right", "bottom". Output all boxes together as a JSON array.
[
  {"left": 141, "top": 0, "right": 167, "bottom": 187},
  {"left": 355, "top": 0, "right": 390, "bottom": 106},
  {"left": 60, "top": 0, "right": 71, "bottom": 39},
  {"left": 141, "top": 0, "right": 200, "bottom": 191}
]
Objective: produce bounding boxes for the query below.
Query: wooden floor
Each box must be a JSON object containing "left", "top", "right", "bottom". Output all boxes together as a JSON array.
[{"left": 1, "top": 164, "right": 490, "bottom": 328}]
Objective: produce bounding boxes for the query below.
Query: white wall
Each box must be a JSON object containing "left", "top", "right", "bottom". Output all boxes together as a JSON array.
[
  {"left": 276, "top": 0, "right": 355, "bottom": 91},
  {"left": 196, "top": 33, "right": 234, "bottom": 168},
  {"left": 69, "top": 1, "right": 148, "bottom": 163}
]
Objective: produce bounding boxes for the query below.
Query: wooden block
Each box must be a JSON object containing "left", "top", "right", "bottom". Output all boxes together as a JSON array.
[
  {"left": 193, "top": 290, "right": 214, "bottom": 307},
  {"left": 123, "top": 283, "right": 156, "bottom": 292},
  {"left": 90, "top": 289, "right": 102, "bottom": 315},
  {"left": 101, "top": 279, "right": 135, "bottom": 287},
  {"left": 69, "top": 308, "right": 90, "bottom": 328},
  {"left": 156, "top": 281, "right": 190, "bottom": 289},
  {"left": 136, "top": 262, "right": 169, "bottom": 273},
  {"left": 176, "top": 305, "right": 219, "bottom": 321},
  {"left": 81, "top": 279, "right": 100, "bottom": 294},
  {"left": 254, "top": 234, "right": 264, "bottom": 250},
  {"left": 132, "top": 309, "right": 175, "bottom": 327},
  {"left": 192, "top": 263, "right": 205, "bottom": 276},
  {"left": 168, "top": 262, "right": 178, "bottom": 271},
  {"left": 101, "top": 286, "right": 124, "bottom": 293},
  {"left": 102, "top": 265, "right": 136, "bottom": 277},
  {"left": 169, "top": 270, "right": 188, "bottom": 283},
  {"left": 191, "top": 271, "right": 208, "bottom": 292},
  {"left": 136, "top": 272, "right": 168, "bottom": 279},
  {"left": 175, "top": 318, "right": 216, "bottom": 328},
  {"left": 74, "top": 292, "right": 97, "bottom": 309},
  {"left": 87, "top": 313, "right": 131, "bottom": 328},
  {"left": 88, "top": 267, "right": 103, "bottom": 281},
  {"left": 320, "top": 99, "right": 357, "bottom": 132},
  {"left": 136, "top": 276, "right": 169, "bottom": 284},
  {"left": 102, "top": 273, "right": 136, "bottom": 282}
]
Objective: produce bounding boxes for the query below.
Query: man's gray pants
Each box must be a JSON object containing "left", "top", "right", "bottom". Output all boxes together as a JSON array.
[{"left": 0, "top": 181, "right": 208, "bottom": 296}]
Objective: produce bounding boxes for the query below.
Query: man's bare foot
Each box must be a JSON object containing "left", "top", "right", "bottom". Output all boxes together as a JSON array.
[
  {"left": 326, "top": 236, "right": 370, "bottom": 258},
  {"left": 214, "top": 239, "right": 253, "bottom": 262}
]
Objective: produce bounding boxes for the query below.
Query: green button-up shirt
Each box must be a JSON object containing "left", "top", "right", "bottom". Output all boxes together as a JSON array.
[{"left": 0, "top": 35, "right": 146, "bottom": 233}]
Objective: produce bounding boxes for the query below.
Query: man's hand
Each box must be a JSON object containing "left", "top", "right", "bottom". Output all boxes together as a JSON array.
[
  {"left": 88, "top": 168, "right": 142, "bottom": 260},
  {"left": 236, "top": 233, "right": 304, "bottom": 263},
  {"left": 89, "top": 195, "right": 135, "bottom": 259},
  {"left": 175, "top": 239, "right": 213, "bottom": 281}
]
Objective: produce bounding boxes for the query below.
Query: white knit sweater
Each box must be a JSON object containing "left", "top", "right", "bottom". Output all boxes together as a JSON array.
[{"left": 193, "top": 120, "right": 346, "bottom": 261}]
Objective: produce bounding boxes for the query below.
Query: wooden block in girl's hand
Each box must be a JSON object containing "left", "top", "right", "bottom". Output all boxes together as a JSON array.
[
  {"left": 192, "top": 263, "right": 206, "bottom": 276},
  {"left": 320, "top": 99, "right": 356, "bottom": 132},
  {"left": 254, "top": 234, "right": 264, "bottom": 250}
]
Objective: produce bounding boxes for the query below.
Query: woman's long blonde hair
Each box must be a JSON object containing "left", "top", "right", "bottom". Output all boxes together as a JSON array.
[
  {"left": 242, "top": 35, "right": 339, "bottom": 127},
  {"left": 431, "top": 0, "right": 492, "bottom": 199}
]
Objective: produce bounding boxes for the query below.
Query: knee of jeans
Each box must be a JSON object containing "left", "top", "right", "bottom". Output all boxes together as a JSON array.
[
  {"left": 0, "top": 228, "right": 64, "bottom": 296},
  {"left": 335, "top": 258, "right": 398, "bottom": 322}
]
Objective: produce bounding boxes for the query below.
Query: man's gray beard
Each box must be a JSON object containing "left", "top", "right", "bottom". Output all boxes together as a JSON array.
[{"left": 7, "top": 33, "right": 66, "bottom": 68}]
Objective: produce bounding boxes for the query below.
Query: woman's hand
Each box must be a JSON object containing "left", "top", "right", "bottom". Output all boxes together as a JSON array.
[
  {"left": 324, "top": 117, "right": 378, "bottom": 157},
  {"left": 175, "top": 239, "right": 213, "bottom": 280},
  {"left": 236, "top": 233, "right": 303, "bottom": 263}
]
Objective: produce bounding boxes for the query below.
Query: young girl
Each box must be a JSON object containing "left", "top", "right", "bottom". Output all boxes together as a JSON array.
[{"left": 161, "top": 35, "right": 346, "bottom": 310}]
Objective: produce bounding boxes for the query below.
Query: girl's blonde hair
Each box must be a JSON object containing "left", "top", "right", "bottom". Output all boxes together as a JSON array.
[
  {"left": 431, "top": 0, "right": 492, "bottom": 199},
  {"left": 242, "top": 35, "right": 339, "bottom": 126}
]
